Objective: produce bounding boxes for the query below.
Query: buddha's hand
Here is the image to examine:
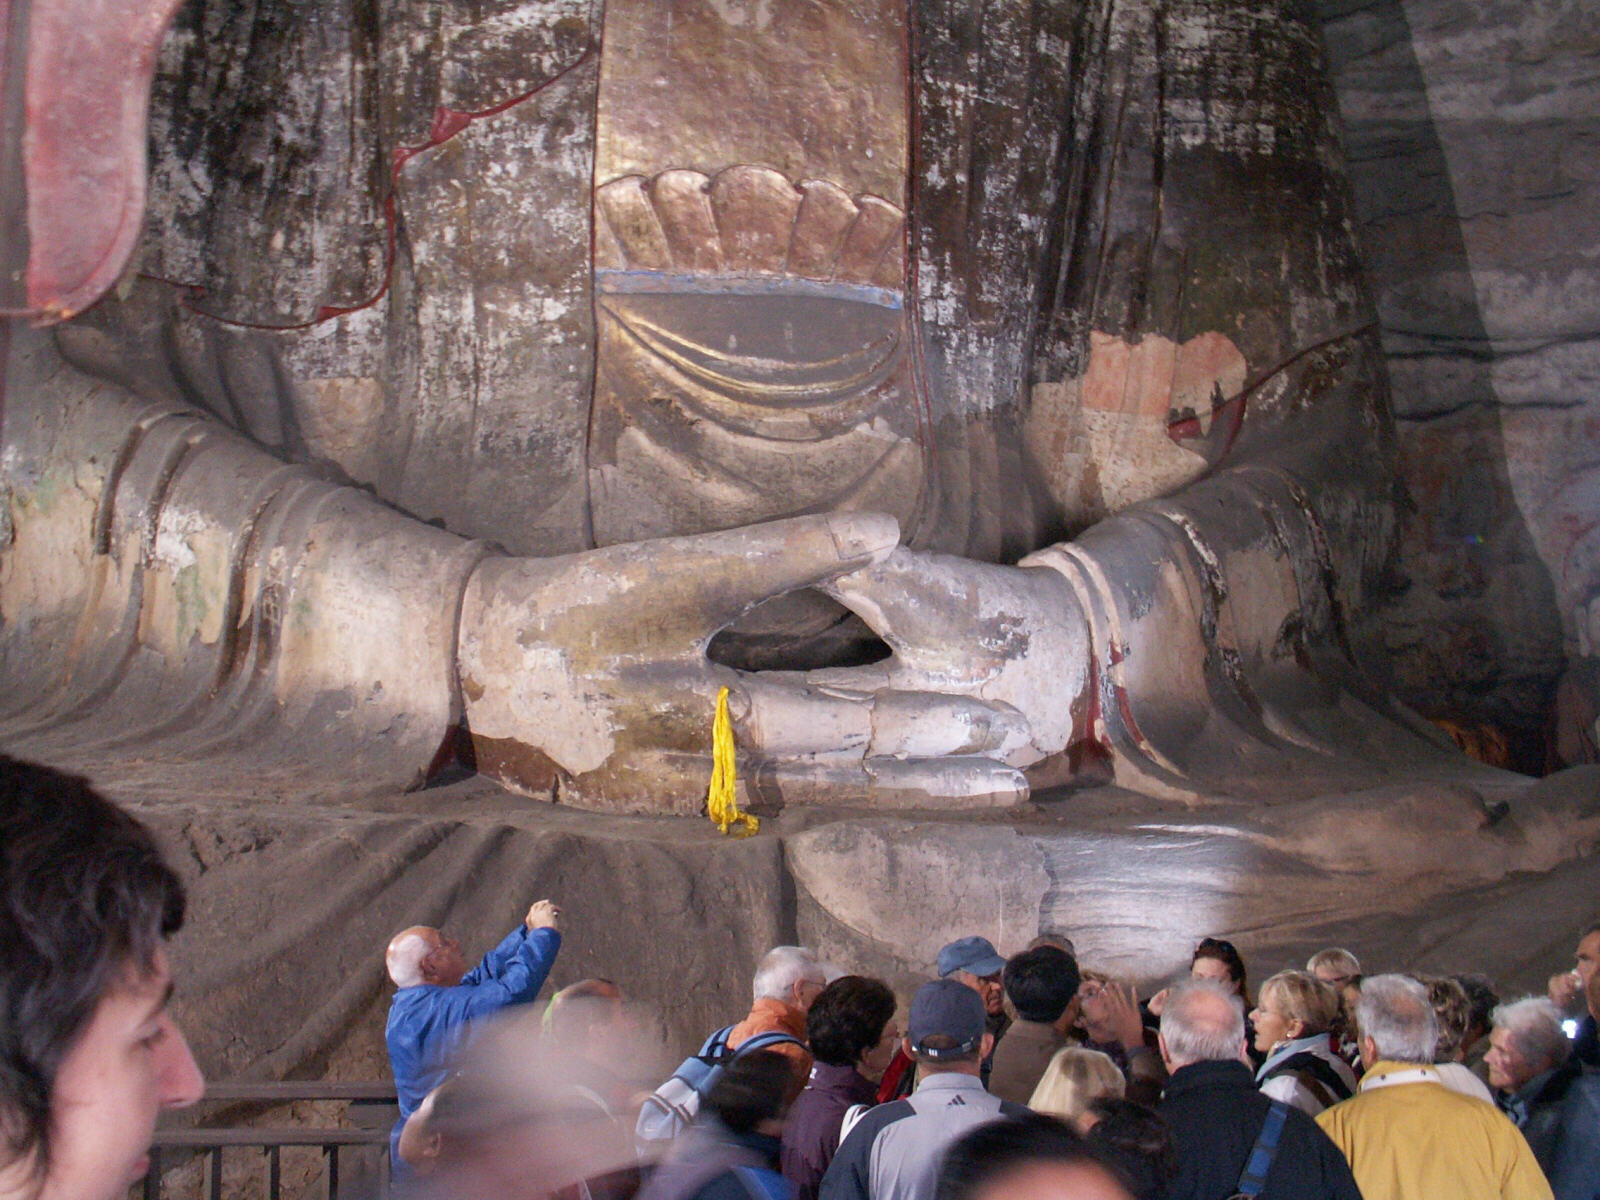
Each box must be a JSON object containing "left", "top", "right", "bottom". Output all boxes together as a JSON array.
[
  {"left": 797, "top": 547, "right": 1091, "bottom": 784},
  {"left": 456, "top": 513, "right": 1047, "bottom": 812}
]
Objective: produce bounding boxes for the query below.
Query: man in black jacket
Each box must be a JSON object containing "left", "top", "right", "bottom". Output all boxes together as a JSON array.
[{"left": 1155, "top": 980, "right": 1361, "bottom": 1200}]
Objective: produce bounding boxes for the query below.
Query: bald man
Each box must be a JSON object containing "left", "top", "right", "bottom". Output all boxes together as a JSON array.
[{"left": 384, "top": 900, "right": 562, "bottom": 1159}]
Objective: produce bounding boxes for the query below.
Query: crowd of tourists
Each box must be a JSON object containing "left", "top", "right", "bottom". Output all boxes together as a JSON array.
[
  {"left": 1, "top": 753, "right": 1596, "bottom": 1200},
  {"left": 383, "top": 903, "right": 1600, "bottom": 1200}
]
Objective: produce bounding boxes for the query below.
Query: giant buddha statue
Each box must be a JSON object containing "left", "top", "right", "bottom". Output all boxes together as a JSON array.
[{"left": 0, "top": 0, "right": 1505, "bottom": 814}]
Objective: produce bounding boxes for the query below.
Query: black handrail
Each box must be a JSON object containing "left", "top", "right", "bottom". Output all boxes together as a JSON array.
[{"left": 141, "top": 1082, "right": 397, "bottom": 1200}]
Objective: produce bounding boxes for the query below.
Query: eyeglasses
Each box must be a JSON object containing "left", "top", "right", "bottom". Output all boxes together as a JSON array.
[{"left": 1197, "top": 937, "right": 1238, "bottom": 956}]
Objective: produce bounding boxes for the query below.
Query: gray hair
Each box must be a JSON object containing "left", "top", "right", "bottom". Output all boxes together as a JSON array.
[
  {"left": 387, "top": 929, "right": 433, "bottom": 988},
  {"left": 752, "top": 945, "right": 823, "bottom": 1001},
  {"left": 1492, "top": 997, "right": 1572, "bottom": 1073},
  {"left": 1356, "top": 974, "right": 1438, "bottom": 1064},
  {"left": 1306, "top": 948, "right": 1361, "bottom": 980},
  {"left": 1160, "top": 979, "right": 1246, "bottom": 1067}
]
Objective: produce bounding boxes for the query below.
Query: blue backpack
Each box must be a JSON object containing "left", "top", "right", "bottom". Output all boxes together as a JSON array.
[{"left": 636, "top": 1024, "right": 804, "bottom": 1143}]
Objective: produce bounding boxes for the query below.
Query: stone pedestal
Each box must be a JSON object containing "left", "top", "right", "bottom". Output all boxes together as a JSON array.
[{"left": 92, "top": 761, "right": 1600, "bottom": 1082}]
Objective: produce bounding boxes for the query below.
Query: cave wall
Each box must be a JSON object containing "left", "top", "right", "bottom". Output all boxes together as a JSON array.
[{"left": 1319, "top": 0, "right": 1600, "bottom": 770}]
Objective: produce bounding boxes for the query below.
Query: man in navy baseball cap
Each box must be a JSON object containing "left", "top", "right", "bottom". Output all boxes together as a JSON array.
[
  {"left": 820, "top": 980, "right": 1028, "bottom": 1200},
  {"left": 907, "top": 978, "right": 989, "bottom": 1059}
]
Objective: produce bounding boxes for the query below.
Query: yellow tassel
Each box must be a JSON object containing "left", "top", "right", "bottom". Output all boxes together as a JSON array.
[{"left": 707, "top": 686, "right": 759, "bottom": 837}]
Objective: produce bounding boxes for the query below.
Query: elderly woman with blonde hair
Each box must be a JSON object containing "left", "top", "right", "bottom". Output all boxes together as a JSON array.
[
  {"left": 1248, "top": 970, "right": 1358, "bottom": 1114},
  {"left": 1026, "top": 1046, "right": 1126, "bottom": 1130}
]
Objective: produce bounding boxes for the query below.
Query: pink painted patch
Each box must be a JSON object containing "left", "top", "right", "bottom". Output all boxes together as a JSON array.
[
  {"left": 1172, "top": 330, "right": 1246, "bottom": 412},
  {"left": 24, "top": 0, "right": 185, "bottom": 319},
  {"left": 1081, "top": 331, "right": 1178, "bottom": 418},
  {"left": 1079, "top": 329, "right": 1247, "bottom": 427}
]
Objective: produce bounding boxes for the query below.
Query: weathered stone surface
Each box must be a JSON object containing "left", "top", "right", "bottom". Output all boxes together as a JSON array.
[
  {"left": 1320, "top": 0, "right": 1600, "bottom": 766},
  {"left": 103, "top": 768, "right": 1598, "bottom": 1082},
  {"left": 1, "top": 0, "right": 1470, "bottom": 815}
]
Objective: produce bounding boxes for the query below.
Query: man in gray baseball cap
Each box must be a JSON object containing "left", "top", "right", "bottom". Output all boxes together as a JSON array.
[{"left": 820, "top": 979, "right": 1028, "bottom": 1200}]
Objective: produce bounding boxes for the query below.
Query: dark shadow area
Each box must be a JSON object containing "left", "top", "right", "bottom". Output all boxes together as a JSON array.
[
  {"left": 707, "top": 590, "right": 893, "bottom": 672},
  {"left": 1316, "top": 0, "right": 1565, "bottom": 774},
  {"left": 418, "top": 724, "right": 479, "bottom": 791}
]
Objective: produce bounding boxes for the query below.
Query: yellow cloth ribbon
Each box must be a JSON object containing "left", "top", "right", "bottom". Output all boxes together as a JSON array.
[{"left": 707, "top": 686, "right": 759, "bottom": 837}]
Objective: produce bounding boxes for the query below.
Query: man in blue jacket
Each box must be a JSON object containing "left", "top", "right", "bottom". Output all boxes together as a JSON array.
[{"left": 385, "top": 899, "right": 563, "bottom": 1152}]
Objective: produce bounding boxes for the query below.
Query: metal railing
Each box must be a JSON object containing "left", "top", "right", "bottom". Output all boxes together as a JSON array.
[{"left": 142, "top": 1082, "right": 397, "bottom": 1200}]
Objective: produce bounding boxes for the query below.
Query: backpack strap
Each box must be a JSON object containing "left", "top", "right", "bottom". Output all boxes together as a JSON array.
[
  {"left": 569, "top": 1083, "right": 615, "bottom": 1118},
  {"left": 838, "top": 1103, "right": 870, "bottom": 1144},
  {"left": 730, "top": 1030, "right": 806, "bottom": 1058},
  {"left": 699, "top": 1024, "right": 737, "bottom": 1059},
  {"left": 1234, "top": 1101, "right": 1291, "bottom": 1199},
  {"left": 637, "top": 1089, "right": 696, "bottom": 1127}
]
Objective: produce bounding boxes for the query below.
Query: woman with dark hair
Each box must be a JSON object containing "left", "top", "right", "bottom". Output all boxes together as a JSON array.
[
  {"left": 1147, "top": 938, "right": 1253, "bottom": 1017},
  {"left": 0, "top": 757, "right": 206, "bottom": 1200},
  {"left": 1082, "top": 1099, "right": 1179, "bottom": 1200},
  {"left": 1335, "top": 975, "right": 1365, "bottom": 1069},
  {"left": 1420, "top": 974, "right": 1495, "bottom": 1103},
  {"left": 1146, "top": 937, "right": 1260, "bottom": 1066},
  {"left": 1189, "top": 938, "right": 1252, "bottom": 1007},
  {"left": 781, "top": 977, "right": 898, "bottom": 1200},
  {"left": 1191, "top": 938, "right": 1263, "bottom": 1068}
]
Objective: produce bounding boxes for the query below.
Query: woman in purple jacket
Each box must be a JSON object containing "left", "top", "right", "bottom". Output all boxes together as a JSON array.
[{"left": 781, "top": 978, "right": 900, "bottom": 1200}]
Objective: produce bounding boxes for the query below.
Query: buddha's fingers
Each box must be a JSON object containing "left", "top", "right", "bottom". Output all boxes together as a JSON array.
[
  {"left": 745, "top": 756, "right": 1030, "bottom": 810},
  {"left": 731, "top": 676, "right": 1034, "bottom": 764}
]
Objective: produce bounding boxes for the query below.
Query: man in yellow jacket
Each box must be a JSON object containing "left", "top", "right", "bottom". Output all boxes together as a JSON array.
[{"left": 1317, "top": 975, "right": 1552, "bottom": 1200}]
